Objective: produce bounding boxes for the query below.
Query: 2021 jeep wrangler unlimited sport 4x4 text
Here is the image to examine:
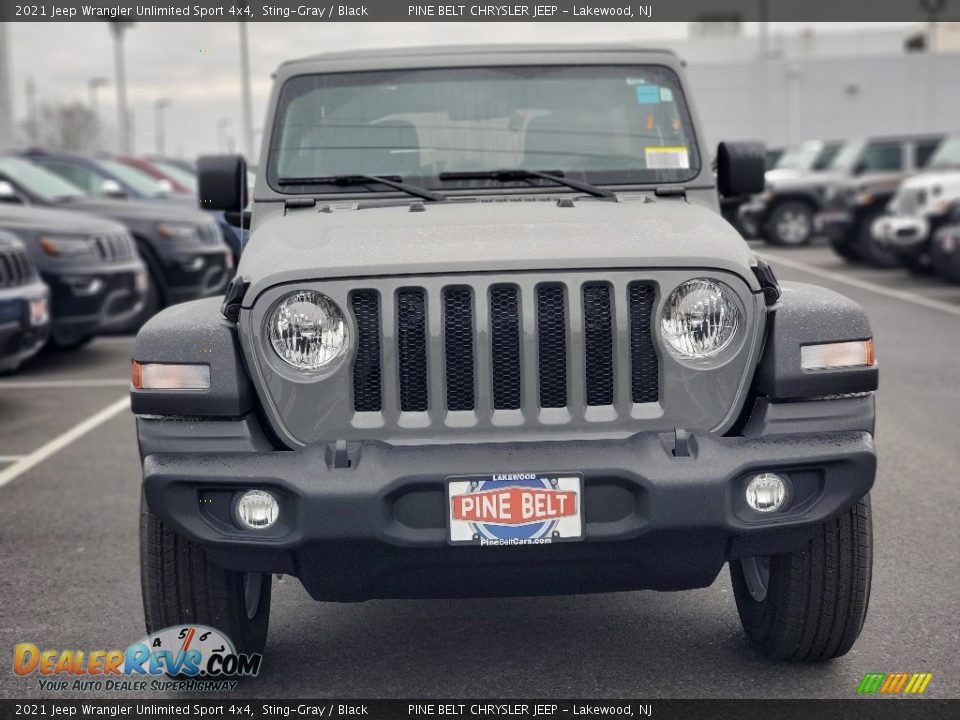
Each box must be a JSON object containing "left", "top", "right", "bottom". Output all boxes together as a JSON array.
[{"left": 133, "top": 45, "right": 877, "bottom": 662}]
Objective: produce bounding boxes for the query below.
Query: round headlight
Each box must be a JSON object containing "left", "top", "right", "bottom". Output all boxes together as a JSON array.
[
  {"left": 267, "top": 290, "right": 348, "bottom": 372},
  {"left": 661, "top": 279, "right": 741, "bottom": 361}
]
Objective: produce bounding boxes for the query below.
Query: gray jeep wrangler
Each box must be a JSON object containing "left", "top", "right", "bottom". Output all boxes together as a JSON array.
[{"left": 133, "top": 45, "right": 878, "bottom": 662}]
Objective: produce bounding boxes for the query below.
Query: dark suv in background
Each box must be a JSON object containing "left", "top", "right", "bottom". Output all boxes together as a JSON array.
[
  {"left": 0, "top": 202, "right": 146, "bottom": 349},
  {"left": 0, "top": 156, "right": 232, "bottom": 331},
  {"left": 0, "top": 230, "right": 49, "bottom": 370},
  {"left": 816, "top": 134, "right": 943, "bottom": 266}
]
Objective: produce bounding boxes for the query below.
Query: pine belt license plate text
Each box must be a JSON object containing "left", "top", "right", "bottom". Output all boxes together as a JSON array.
[{"left": 447, "top": 473, "right": 584, "bottom": 546}]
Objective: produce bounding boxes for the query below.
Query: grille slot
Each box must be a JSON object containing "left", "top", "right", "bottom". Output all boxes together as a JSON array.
[
  {"left": 536, "top": 285, "right": 568, "bottom": 409},
  {"left": 583, "top": 283, "right": 614, "bottom": 406},
  {"left": 396, "top": 288, "right": 429, "bottom": 412},
  {"left": 443, "top": 287, "right": 475, "bottom": 411},
  {"left": 94, "top": 234, "right": 135, "bottom": 262},
  {"left": 490, "top": 285, "right": 522, "bottom": 410},
  {"left": 350, "top": 291, "right": 383, "bottom": 412},
  {"left": 0, "top": 249, "right": 33, "bottom": 288},
  {"left": 628, "top": 282, "right": 658, "bottom": 403}
]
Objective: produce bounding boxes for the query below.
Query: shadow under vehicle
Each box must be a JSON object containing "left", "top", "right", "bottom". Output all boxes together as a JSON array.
[
  {"left": 737, "top": 139, "right": 843, "bottom": 245},
  {"left": 133, "top": 45, "right": 877, "bottom": 664},
  {"left": 812, "top": 134, "right": 943, "bottom": 265},
  {"left": 0, "top": 230, "right": 49, "bottom": 371},
  {"left": 0, "top": 191, "right": 146, "bottom": 350},
  {"left": 0, "top": 155, "right": 232, "bottom": 333}
]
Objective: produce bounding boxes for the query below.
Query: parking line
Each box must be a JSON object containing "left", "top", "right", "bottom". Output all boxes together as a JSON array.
[
  {"left": 0, "top": 456, "right": 25, "bottom": 463},
  {"left": 0, "top": 379, "right": 130, "bottom": 389},
  {"left": 756, "top": 252, "right": 960, "bottom": 319},
  {"left": 0, "top": 396, "right": 130, "bottom": 489}
]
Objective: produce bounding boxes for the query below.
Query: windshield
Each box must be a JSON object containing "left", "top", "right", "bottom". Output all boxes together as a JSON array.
[
  {"left": 929, "top": 137, "right": 960, "bottom": 169},
  {"left": 153, "top": 160, "right": 198, "bottom": 191},
  {"left": 269, "top": 65, "right": 701, "bottom": 192},
  {"left": 98, "top": 159, "right": 168, "bottom": 198},
  {"left": 830, "top": 141, "right": 867, "bottom": 173},
  {"left": 774, "top": 142, "right": 841, "bottom": 172},
  {"left": 0, "top": 157, "right": 85, "bottom": 200}
]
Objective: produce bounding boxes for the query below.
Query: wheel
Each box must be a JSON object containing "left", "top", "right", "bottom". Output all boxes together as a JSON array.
[
  {"left": 828, "top": 233, "right": 863, "bottom": 262},
  {"left": 855, "top": 209, "right": 901, "bottom": 268},
  {"left": 140, "top": 497, "right": 271, "bottom": 655},
  {"left": 901, "top": 249, "right": 934, "bottom": 276},
  {"left": 731, "top": 495, "right": 872, "bottom": 662},
  {"left": 765, "top": 201, "right": 814, "bottom": 246}
]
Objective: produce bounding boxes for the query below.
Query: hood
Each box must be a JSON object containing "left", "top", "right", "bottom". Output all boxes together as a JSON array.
[
  {"left": 54, "top": 196, "right": 212, "bottom": 225},
  {"left": 0, "top": 203, "right": 127, "bottom": 236},
  {"left": 899, "top": 169, "right": 960, "bottom": 194},
  {"left": 239, "top": 196, "right": 760, "bottom": 303}
]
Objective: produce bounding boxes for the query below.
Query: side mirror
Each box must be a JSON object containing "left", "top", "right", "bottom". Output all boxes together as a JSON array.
[
  {"left": 100, "top": 179, "right": 127, "bottom": 198},
  {"left": 0, "top": 180, "right": 21, "bottom": 203},
  {"left": 198, "top": 155, "right": 248, "bottom": 212},
  {"left": 716, "top": 142, "right": 766, "bottom": 198}
]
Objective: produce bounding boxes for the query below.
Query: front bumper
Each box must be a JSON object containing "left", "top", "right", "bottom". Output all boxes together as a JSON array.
[
  {"left": 872, "top": 214, "right": 930, "bottom": 248},
  {"left": 0, "top": 282, "right": 50, "bottom": 371},
  {"left": 141, "top": 411, "right": 876, "bottom": 602},
  {"left": 162, "top": 247, "right": 233, "bottom": 305},
  {"left": 45, "top": 262, "right": 147, "bottom": 344}
]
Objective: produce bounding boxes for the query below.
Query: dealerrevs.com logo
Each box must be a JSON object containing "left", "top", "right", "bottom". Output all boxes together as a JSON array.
[
  {"left": 856, "top": 673, "right": 933, "bottom": 695},
  {"left": 13, "top": 625, "right": 261, "bottom": 692}
]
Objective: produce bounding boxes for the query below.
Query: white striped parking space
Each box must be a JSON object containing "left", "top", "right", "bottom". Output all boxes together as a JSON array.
[{"left": 0, "top": 396, "right": 131, "bottom": 488}]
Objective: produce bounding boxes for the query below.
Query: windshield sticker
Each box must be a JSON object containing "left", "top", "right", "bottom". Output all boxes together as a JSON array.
[
  {"left": 660, "top": 87, "right": 674, "bottom": 103},
  {"left": 635, "top": 85, "right": 661, "bottom": 104},
  {"left": 645, "top": 146, "right": 690, "bottom": 170}
]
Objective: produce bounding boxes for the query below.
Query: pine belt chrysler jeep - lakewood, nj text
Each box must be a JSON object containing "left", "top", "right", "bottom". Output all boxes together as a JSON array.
[{"left": 132, "top": 46, "right": 878, "bottom": 662}]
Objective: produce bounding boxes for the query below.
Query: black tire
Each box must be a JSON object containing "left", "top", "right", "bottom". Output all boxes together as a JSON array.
[
  {"left": 731, "top": 495, "right": 872, "bottom": 662},
  {"left": 140, "top": 497, "right": 271, "bottom": 656},
  {"left": 902, "top": 249, "right": 934, "bottom": 276},
  {"left": 828, "top": 233, "right": 863, "bottom": 263},
  {"left": 765, "top": 201, "right": 815, "bottom": 247},
  {"left": 855, "top": 209, "right": 901, "bottom": 268}
]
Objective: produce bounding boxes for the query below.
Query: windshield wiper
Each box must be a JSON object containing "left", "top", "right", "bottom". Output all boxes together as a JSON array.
[
  {"left": 438, "top": 169, "right": 616, "bottom": 199},
  {"left": 276, "top": 173, "right": 446, "bottom": 202}
]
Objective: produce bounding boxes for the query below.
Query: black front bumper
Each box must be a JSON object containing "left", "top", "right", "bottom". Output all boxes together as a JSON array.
[
  {"left": 45, "top": 262, "right": 146, "bottom": 344},
  {"left": 162, "top": 247, "right": 233, "bottom": 305},
  {"left": 141, "top": 410, "right": 876, "bottom": 602},
  {"left": 0, "top": 282, "right": 50, "bottom": 371}
]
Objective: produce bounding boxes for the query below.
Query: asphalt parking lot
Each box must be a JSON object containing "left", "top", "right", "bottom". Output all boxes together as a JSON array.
[{"left": 1, "top": 241, "right": 959, "bottom": 700}]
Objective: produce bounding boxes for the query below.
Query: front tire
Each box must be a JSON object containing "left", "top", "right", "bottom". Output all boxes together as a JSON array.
[
  {"left": 855, "top": 209, "right": 901, "bottom": 268},
  {"left": 765, "top": 201, "right": 815, "bottom": 247},
  {"left": 731, "top": 495, "right": 872, "bottom": 662},
  {"left": 140, "top": 498, "right": 271, "bottom": 655}
]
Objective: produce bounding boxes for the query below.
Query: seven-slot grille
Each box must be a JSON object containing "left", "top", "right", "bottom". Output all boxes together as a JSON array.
[
  {"left": 892, "top": 188, "right": 926, "bottom": 217},
  {"left": 349, "top": 281, "right": 658, "bottom": 415},
  {"left": 93, "top": 233, "right": 136, "bottom": 262},
  {"left": 0, "top": 246, "right": 35, "bottom": 288}
]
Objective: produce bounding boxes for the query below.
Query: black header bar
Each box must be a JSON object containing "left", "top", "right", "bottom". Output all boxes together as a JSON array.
[{"left": 4, "top": 0, "right": 960, "bottom": 23}]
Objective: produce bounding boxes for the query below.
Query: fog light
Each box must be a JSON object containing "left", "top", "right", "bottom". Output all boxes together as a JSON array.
[
  {"left": 235, "top": 490, "right": 279, "bottom": 530},
  {"left": 745, "top": 473, "right": 787, "bottom": 513}
]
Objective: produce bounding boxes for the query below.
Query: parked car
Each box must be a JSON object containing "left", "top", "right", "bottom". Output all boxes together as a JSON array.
[
  {"left": 0, "top": 200, "right": 146, "bottom": 350},
  {"left": 133, "top": 45, "right": 878, "bottom": 663},
  {"left": 929, "top": 208, "right": 960, "bottom": 283},
  {"left": 0, "top": 155, "right": 232, "bottom": 331},
  {"left": 738, "top": 139, "right": 844, "bottom": 244},
  {"left": 114, "top": 156, "right": 194, "bottom": 196},
  {"left": 765, "top": 147, "right": 784, "bottom": 170},
  {"left": 0, "top": 230, "right": 49, "bottom": 370},
  {"left": 869, "top": 136, "right": 960, "bottom": 273},
  {"left": 22, "top": 149, "right": 245, "bottom": 264},
  {"left": 816, "top": 134, "right": 944, "bottom": 266}
]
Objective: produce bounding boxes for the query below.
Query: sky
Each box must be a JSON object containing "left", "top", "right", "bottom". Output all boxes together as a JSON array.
[{"left": 6, "top": 21, "right": 916, "bottom": 160}]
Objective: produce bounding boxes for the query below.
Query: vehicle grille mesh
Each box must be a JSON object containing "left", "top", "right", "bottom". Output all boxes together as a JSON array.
[
  {"left": 350, "top": 279, "right": 659, "bottom": 416},
  {"left": 350, "top": 291, "right": 383, "bottom": 412},
  {"left": 628, "top": 282, "right": 659, "bottom": 403},
  {"left": 93, "top": 234, "right": 136, "bottom": 262},
  {"left": 443, "top": 287, "right": 475, "bottom": 411},
  {"left": 396, "top": 288, "right": 429, "bottom": 412}
]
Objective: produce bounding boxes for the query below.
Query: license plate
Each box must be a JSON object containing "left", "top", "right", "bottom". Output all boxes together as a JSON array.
[
  {"left": 447, "top": 473, "right": 584, "bottom": 546},
  {"left": 28, "top": 298, "right": 48, "bottom": 327}
]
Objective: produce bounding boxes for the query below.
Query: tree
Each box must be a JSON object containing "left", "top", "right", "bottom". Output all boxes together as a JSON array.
[{"left": 24, "top": 101, "right": 101, "bottom": 151}]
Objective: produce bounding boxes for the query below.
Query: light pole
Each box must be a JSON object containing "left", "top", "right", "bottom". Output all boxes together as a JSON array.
[
  {"left": 217, "top": 118, "right": 231, "bottom": 153},
  {"left": 108, "top": 21, "right": 135, "bottom": 154},
  {"left": 88, "top": 77, "right": 109, "bottom": 151},
  {"left": 154, "top": 98, "right": 171, "bottom": 156},
  {"left": 238, "top": 22, "right": 255, "bottom": 159}
]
